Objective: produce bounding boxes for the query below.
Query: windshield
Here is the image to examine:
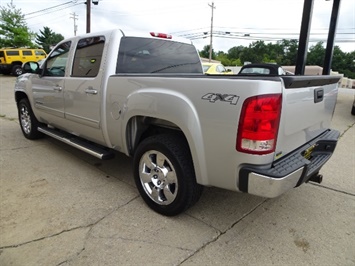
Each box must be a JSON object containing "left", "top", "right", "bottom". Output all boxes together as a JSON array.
[{"left": 116, "top": 37, "right": 203, "bottom": 74}]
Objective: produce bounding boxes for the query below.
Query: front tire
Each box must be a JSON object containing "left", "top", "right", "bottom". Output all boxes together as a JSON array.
[
  {"left": 18, "top": 99, "right": 43, "bottom": 139},
  {"left": 133, "top": 134, "right": 203, "bottom": 216}
]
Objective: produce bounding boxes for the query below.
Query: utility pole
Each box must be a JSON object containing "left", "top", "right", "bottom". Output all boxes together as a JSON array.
[
  {"left": 86, "top": 0, "right": 99, "bottom": 33},
  {"left": 86, "top": 0, "right": 91, "bottom": 33},
  {"left": 208, "top": 2, "right": 216, "bottom": 62},
  {"left": 70, "top": 12, "right": 78, "bottom": 36}
]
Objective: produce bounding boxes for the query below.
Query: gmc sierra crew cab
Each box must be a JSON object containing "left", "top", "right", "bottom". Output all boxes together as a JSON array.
[{"left": 15, "top": 29, "right": 340, "bottom": 216}]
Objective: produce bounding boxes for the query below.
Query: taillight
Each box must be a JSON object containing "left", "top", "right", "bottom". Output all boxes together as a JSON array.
[
  {"left": 236, "top": 94, "right": 282, "bottom": 155},
  {"left": 150, "top": 32, "right": 172, "bottom": 39}
]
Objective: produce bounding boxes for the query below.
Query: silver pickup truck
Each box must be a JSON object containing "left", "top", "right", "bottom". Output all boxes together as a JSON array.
[{"left": 15, "top": 29, "right": 340, "bottom": 216}]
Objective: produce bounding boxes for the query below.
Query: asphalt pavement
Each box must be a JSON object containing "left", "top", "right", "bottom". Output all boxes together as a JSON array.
[{"left": 0, "top": 75, "right": 354, "bottom": 265}]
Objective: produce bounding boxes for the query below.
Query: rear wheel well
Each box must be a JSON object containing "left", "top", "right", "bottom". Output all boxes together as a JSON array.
[{"left": 126, "top": 116, "right": 187, "bottom": 156}]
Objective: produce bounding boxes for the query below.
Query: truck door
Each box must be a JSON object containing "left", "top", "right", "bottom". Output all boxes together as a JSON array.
[
  {"left": 32, "top": 41, "right": 72, "bottom": 119},
  {"left": 63, "top": 36, "right": 105, "bottom": 141}
]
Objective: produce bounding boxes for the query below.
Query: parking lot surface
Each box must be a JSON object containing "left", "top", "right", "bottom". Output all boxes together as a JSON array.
[{"left": 0, "top": 76, "right": 354, "bottom": 265}]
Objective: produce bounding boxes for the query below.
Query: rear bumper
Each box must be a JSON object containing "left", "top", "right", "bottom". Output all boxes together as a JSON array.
[
  {"left": 0, "top": 64, "right": 11, "bottom": 73},
  {"left": 239, "top": 129, "right": 339, "bottom": 198},
  {"left": 0, "top": 64, "right": 11, "bottom": 70}
]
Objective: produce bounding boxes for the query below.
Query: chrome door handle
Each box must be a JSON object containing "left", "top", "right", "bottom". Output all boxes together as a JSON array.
[
  {"left": 85, "top": 88, "right": 98, "bottom": 95},
  {"left": 53, "top": 86, "right": 62, "bottom": 92}
]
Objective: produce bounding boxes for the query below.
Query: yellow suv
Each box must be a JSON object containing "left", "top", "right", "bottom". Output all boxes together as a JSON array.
[{"left": 0, "top": 48, "right": 47, "bottom": 76}]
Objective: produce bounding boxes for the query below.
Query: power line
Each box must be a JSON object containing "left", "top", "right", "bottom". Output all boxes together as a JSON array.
[
  {"left": 25, "top": 2, "right": 84, "bottom": 20},
  {"left": 185, "top": 32, "right": 354, "bottom": 43},
  {"left": 24, "top": 1, "right": 76, "bottom": 16}
]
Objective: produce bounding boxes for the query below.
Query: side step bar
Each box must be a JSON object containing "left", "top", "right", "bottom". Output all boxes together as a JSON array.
[{"left": 38, "top": 126, "right": 115, "bottom": 160}]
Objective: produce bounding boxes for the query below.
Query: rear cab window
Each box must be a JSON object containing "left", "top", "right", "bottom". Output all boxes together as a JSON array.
[{"left": 116, "top": 37, "right": 202, "bottom": 74}]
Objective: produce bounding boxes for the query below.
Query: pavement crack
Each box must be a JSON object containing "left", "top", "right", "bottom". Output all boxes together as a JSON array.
[
  {"left": 339, "top": 121, "right": 355, "bottom": 138},
  {"left": 310, "top": 182, "right": 355, "bottom": 196},
  {"left": 0, "top": 226, "right": 88, "bottom": 250},
  {"left": 0, "top": 195, "right": 140, "bottom": 251},
  {"left": 56, "top": 247, "right": 85, "bottom": 266},
  {"left": 179, "top": 199, "right": 268, "bottom": 265},
  {"left": 91, "top": 235, "right": 193, "bottom": 252}
]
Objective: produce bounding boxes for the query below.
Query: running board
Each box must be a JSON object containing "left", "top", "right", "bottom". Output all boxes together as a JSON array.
[{"left": 38, "top": 126, "right": 115, "bottom": 160}]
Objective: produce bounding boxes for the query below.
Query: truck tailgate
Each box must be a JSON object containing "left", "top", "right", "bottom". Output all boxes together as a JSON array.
[{"left": 275, "top": 76, "right": 340, "bottom": 159}]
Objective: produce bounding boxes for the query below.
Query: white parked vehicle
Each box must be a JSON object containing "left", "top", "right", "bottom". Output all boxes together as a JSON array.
[{"left": 15, "top": 29, "right": 340, "bottom": 215}]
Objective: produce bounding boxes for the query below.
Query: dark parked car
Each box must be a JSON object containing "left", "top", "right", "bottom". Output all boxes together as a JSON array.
[{"left": 238, "top": 63, "right": 290, "bottom": 76}]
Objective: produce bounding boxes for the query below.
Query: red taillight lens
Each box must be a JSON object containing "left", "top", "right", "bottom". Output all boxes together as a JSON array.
[
  {"left": 236, "top": 94, "right": 282, "bottom": 155},
  {"left": 150, "top": 32, "right": 172, "bottom": 39}
]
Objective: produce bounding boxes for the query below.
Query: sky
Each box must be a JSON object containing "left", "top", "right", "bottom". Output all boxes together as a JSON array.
[{"left": 3, "top": 0, "right": 355, "bottom": 53}]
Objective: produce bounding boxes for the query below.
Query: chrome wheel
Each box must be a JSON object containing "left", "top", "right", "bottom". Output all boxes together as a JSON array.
[
  {"left": 134, "top": 134, "right": 203, "bottom": 216},
  {"left": 20, "top": 104, "right": 31, "bottom": 135},
  {"left": 17, "top": 99, "right": 43, "bottom": 139},
  {"left": 139, "top": 150, "right": 178, "bottom": 205}
]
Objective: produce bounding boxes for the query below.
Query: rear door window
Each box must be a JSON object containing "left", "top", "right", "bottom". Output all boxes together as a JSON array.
[
  {"left": 116, "top": 37, "right": 202, "bottom": 74},
  {"left": 22, "top": 50, "right": 33, "bottom": 56},
  {"left": 72, "top": 36, "right": 105, "bottom": 77}
]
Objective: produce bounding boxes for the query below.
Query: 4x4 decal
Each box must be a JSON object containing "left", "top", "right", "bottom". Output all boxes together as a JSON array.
[{"left": 201, "top": 93, "right": 239, "bottom": 105}]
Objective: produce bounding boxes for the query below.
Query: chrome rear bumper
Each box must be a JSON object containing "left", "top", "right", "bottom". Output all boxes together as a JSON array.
[{"left": 239, "top": 129, "right": 339, "bottom": 198}]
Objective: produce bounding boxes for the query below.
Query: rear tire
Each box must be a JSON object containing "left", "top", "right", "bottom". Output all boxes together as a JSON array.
[
  {"left": 133, "top": 134, "right": 203, "bottom": 216},
  {"left": 18, "top": 99, "right": 43, "bottom": 139}
]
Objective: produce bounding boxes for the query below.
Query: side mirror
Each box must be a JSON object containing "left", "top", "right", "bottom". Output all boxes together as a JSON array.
[{"left": 22, "top": 62, "right": 40, "bottom": 74}]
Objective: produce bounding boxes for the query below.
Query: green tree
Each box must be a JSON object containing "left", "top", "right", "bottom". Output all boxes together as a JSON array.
[
  {"left": 277, "top": 39, "right": 299, "bottom": 65},
  {"left": 215, "top": 51, "right": 230, "bottom": 65},
  {"left": 227, "top": 45, "right": 244, "bottom": 61},
  {"left": 0, "top": 2, "right": 34, "bottom": 47},
  {"left": 233, "top": 58, "right": 242, "bottom": 66},
  {"left": 199, "top": 45, "right": 216, "bottom": 60},
  {"left": 239, "top": 41, "right": 271, "bottom": 64},
  {"left": 307, "top": 42, "right": 325, "bottom": 66},
  {"left": 331, "top": 47, "right": 355, "bottom": 79},
  {"left": 266, "top": 42, "right": 283, "bottom": 63},
  {"left": 35, "top": 26, "right": 64, "bottom": 53}
]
